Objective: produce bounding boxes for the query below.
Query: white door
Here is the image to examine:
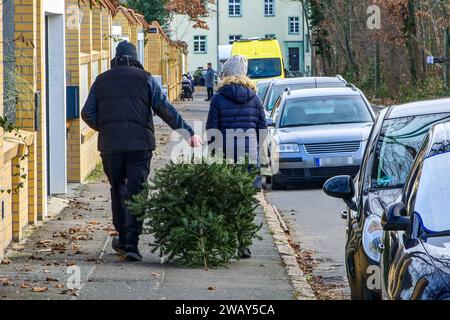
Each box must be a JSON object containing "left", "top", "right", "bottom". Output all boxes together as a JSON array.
[
  {"left": 111, "top": 26, "right": 122, "bottom": 58},
  {"left": 46, "top": 12, "right": 67, "bottom": 195},
  {"left": 138, "top": 32, "right": 145, "bottom": 65}
]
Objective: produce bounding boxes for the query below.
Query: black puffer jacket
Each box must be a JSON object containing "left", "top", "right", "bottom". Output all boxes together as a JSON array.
[
  {"left": 81, "top": 56, "right": 194, "bottom": 153},
  {"left": 206, "top": 76, "right": 267, "bottom": 160}
]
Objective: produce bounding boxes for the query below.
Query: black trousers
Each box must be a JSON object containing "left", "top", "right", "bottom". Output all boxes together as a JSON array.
[
  {"left": 207, "top": 87, "right": 214, "bottom": 100},
  {"left": 101, "top": 151, "right": 152, "bottom": 246}
]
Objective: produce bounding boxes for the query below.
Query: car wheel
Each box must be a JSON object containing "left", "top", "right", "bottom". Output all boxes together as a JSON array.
[
  {"left": 347, "top": 260, "right": 380, "bottom": 300},
  {"left": 352, "top": 283, "right": 380, "bottom": 300},
  {"left": 261, "top": 176, "right": 268, "bottom": 190},
  {"left": 271, "top": 176, "right": 287, "bottom": 190}
]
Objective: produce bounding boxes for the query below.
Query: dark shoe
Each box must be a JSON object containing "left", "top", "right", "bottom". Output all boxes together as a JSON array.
[
  {"left": 125, "top": 245, "right": 143, "bottom": 262},
  {"left": 204, "top": 99, "right": 211, "bottom": 102},
  {"left": 111, "top": 236, "right": 126, "bottom": 256},
  {"left": 239, "top": 247, "right": 252, "bottom": 259}
]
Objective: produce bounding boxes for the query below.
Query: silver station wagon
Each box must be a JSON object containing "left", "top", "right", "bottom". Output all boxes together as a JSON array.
[{"left": 267, "top": 87, "right": 375, "bottom": 189}]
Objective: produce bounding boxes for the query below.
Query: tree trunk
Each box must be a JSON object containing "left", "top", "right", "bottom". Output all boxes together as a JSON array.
[
  {"left": 443, "top": 0, "right": 449, "bottom": 89},
  {"left": 405, "top": 0, "right": 420, "bottom": 84}
]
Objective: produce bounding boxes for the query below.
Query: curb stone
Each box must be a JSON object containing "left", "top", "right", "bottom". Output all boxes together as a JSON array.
[{"left": 257, "top": 193, "right": 316, "bottom": 300}]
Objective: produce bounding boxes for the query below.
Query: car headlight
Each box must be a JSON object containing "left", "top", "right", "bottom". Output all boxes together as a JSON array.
[
  {"left": 362, "top": 214, "right": 383, "bottom": 262},
  {"left": 276, "top": 144, "right": 300, "bottom": 153}
]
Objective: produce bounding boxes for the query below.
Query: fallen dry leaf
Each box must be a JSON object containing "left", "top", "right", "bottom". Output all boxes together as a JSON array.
[
  {"left": 61, "top": 288, "right": 79, "bottom": 296},
  {"left": 84, "top": 258, "right": 97, "bottom": 262},
  {"left": 1, "top": 259, "right": 11, "bottom": 265},
  {"left": 46, "top": 277, "right": 59, "bottom": 282},
  {"left": 32, "top": 286, "right": 47, "bottom": 292},
  {"left": 207, "top": 286, "right": 216, "bottom": 291},
  {"left": 30, "top": 255, "right": 44, "bottom": 260},
  {"left": 1, "top": 280, "right": 14, "bottom": 286},
  {"left": 20, "top": 267, "right": 33, "bottom": 272}
]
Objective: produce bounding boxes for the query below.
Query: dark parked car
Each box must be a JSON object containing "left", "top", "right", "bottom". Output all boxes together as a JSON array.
[
  {"left": 323, "top": 98, "right": 450, "bottom": 300},
  {"left": 381, "top": 120, "right": 450, "bottom": 300}
]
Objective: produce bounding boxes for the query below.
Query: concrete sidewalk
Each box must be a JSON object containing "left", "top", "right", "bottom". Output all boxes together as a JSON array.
[{"left": 0, "top": 91, "right": 296, "bottom": 300}]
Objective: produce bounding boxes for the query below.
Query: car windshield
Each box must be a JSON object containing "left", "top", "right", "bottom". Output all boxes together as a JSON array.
[
  {"left": 266, "top": 84, "right": 315, "bottom": 111},
  {"left": 247, "top": 58, "right": 282, "bottom": 79},
  {"left": 279, "top": 95, "right": 372, "bottom": 128},
  {"left": 414, "top": 151, "right": 450, "bottom": 234},
  {"left": 372, "top": 113, "right": 450, "bottom": 188},
  {"left": 257, "top": 83, "right": 270, "bottom": 101}
]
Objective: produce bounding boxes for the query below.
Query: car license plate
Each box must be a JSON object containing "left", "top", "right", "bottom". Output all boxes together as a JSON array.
[{"left": 315, "top": 157, "right": 354, "bottom": 167}]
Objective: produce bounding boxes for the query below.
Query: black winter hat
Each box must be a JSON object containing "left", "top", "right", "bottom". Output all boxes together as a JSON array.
[{"left": 115, "top": 41, "right": 138, "bottom": 60}]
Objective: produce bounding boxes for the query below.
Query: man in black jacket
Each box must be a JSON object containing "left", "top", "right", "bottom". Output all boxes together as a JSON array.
[{"left": 81, "top": 41, "right": 202, "bottom": 261}]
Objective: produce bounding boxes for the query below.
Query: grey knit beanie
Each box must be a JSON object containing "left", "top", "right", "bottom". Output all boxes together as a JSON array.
[{"left": 222, "top": 55, "right": 248, "bottom": 77}]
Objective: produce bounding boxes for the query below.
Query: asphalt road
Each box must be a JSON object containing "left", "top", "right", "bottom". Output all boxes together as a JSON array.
[{"left": 266, "top": 186, "right": 351, "bottom": 299}]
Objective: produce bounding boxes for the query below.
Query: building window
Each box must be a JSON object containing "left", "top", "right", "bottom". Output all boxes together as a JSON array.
[
  {"left": 229, "top": 35, "right": 242, "bottom": 44},
  {"left": 229, "top": 0, "right": 241, "bottom": 17},
  {"left": 265, "top": 0, "right": 275, "bottom": 16},
  {"left": 265, "top": 34, "right": 276, "bottom": 39},
  {"left": 289, "top": 17, "right": 300, "bottom": 34},
  {"left": 194, "top": 35, "right": 207, "bottom": 54}
]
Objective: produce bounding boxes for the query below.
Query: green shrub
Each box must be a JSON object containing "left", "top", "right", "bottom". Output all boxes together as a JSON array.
[
  {"left": 398, "top": 76, "right": 450, "bottom": 103},
  {"left": 129, "top": 159, "right": 262, "bottom": 269}
]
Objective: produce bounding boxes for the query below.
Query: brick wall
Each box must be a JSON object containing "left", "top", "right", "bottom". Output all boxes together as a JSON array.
[
  {"left": 13, "top": 0, "right": 44, "bottom": 221},
  {"left": 146, "top": 33, "right": 163, "bottom": 76},
  {"left": 66, "top": 0, "right": 82, "bottom": 183},
  {"left": 11, "top": 143, "right": 29, "bottom": 241},
  {"left": 102, "top": 9, "right": 112, "bottom": 68},
  {"left": 113, "top": 10, "right": 131, "bottom": 41},
  {"left": 66, "top": 0, "right": 114, "bottom": 183},
  {"left": 146, "top": 23, "right": 185, "bottom": 102},
  {"left": 0, "top": 156, "right": 13, "bottom": 259}
]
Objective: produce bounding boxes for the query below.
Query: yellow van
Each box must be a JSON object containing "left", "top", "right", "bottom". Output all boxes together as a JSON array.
[{"left": 231, "top": 38, "right": 285, "bottom": 81}]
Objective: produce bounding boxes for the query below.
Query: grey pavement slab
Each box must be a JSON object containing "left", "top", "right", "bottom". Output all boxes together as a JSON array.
[{"left": 0, "top": 91, "right": 295, "bottom": 300}]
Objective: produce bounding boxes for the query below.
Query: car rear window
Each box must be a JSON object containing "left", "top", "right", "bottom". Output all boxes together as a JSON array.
[
  {"left": 266, "top": 84, "right": 316, "bottom": 110},
  {"left": 279, "top": 95, "right": 372, "bottom": 128}
]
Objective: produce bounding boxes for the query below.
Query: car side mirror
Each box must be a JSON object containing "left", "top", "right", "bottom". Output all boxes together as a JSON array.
[
  {"left": 323, "top": 176, "right": 357, "bottom": 210},
  {"left": 381, "top": 202, "right": 410, "bottom": 231}
]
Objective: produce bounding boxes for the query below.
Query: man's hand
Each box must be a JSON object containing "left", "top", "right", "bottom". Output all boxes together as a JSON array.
[{"left": 187, "top": 135, "right": 203, "bottom": 148}]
